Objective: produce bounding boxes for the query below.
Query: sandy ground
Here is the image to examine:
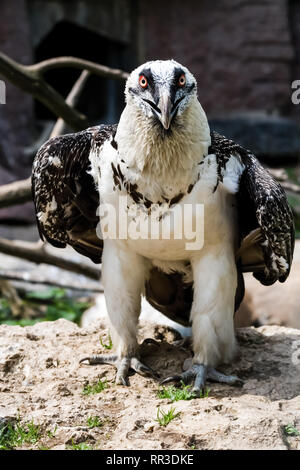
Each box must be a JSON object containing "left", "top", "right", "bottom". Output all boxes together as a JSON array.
[{"left": 0, "top": 318, "right": 300, "bottom": 450}]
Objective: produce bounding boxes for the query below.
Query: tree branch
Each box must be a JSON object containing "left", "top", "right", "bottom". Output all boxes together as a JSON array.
[
  {"left": 0, "top": 52, "right": 128, "bottom": 132},
  {"left": 0, "top": 177, "right": 31, "bottom": 209},
  {"left": 0, "top": 69, "right": 93, "bottom": 209},
  {"left": 0, "top": 238, "right": 100, "bottom": 280},
  {"left": 0, "top": 271, "right": 103, "bottom": 293},
  {"left": 0, "top": 51, "right": 89, "bottom": 131},
  {"left": 281, "top": 181, "right": 300, "bottom": 194},
  {"left": 50, "top": 69, "right": 91, "bottom": 138},
  {"left": 27, "top": 56, "right": 129, "bottom": 80}
]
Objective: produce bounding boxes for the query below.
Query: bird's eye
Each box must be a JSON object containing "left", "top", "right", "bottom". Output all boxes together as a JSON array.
[
  {"left": 139, "top": 75, "right": 148, "bottom": 89},
  {"left": 178, "top": 74, "right": 186, "bottom": 87}
]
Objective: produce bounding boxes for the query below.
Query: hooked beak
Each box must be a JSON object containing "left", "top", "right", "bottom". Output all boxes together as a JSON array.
[
  {"left": 142, "top": 89, "right": 184, "bottom": 130},
  {"left": 158, "top": 91, "right": 173, "bottom": 130}
]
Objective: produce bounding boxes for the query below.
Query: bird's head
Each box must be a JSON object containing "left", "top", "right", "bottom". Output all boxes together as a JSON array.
[{"left": 125, "top": 59, "right": 197, "bottom": 131}]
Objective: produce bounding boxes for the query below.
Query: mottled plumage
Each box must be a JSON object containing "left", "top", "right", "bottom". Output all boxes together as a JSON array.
[
  {"left": 32, "top": 60, "right": 295, "bottom": 394},
  {"left": 32, "top": 124, "right": 116, "bottom": 262},
  {"left": 33, "top": 128, "right": 294, "bottom": 290},
  {"left": 210, "top": 131, "right": 294, "bottom": 286}
]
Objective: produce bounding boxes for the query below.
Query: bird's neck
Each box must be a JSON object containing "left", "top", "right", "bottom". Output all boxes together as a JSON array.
[{"left": 115, "top": 96, "right": 211, "bottom": 198}]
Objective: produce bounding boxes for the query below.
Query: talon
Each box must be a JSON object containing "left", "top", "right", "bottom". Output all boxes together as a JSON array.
[
  {"left": 116, "top": 374, "right": 129, "bottom": 386},
  {"left": 131, "top": 358, "right": 159, "bottom": 378},
  {"left": 192, "top": 364, "right": 207, "bottom": 392},
  {"left": 79, "top": 354, "right": 118, "bottom": 366},
  {"left": 116, "top": 357, "right": 131, "bottom": 385},
  {"left": 160, "top": 374, "right": 182, "bottom": 385},
  {"left": 79, "top": 357, "right": 91, "bottom": 364},
  {"left": 191, "top": 387, "right": 204, "bottom": 398}
]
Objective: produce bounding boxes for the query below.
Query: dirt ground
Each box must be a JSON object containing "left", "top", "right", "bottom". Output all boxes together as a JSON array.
[{"left": 0, "top": 318, "right": 300, "bottom": 450}]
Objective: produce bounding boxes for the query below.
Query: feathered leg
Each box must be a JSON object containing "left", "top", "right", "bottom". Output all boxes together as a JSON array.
[
  {"left": 80, "top": 240, "right": 158, "bottom": 384},
  {"left": 161, "top": 247, "right": 243, "bottom": 395}
]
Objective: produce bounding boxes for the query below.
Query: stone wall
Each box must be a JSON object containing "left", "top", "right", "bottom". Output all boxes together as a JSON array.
[
  {"left": 139, "top": 0, "right": 300, "bottom": 161},
  {"left": 140, "top": 0, "right": 294, "bottom": 116}
]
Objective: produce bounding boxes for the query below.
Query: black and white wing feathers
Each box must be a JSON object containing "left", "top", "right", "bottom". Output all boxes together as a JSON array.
[
  {"left": 238, "top": 152, "right": 294, "bottom": 285},
  {"left": 32, "top": 124, "right": 117, "bottom": 263},
  {"left": 210, "top": 131, "right": 295, "bottom": 286}
]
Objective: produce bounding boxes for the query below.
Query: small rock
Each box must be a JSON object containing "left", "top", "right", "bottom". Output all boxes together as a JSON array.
[
  {"left": 56, "top": 384, "right": 72, "bottom": 396},
  {"left": 26, "top": 333, "right": 40, "bottom": 341},
  {"left": 144, "top": 421, "right": 156, "bottom": 433},
  {"left": 45, "top": 357, "right": 59, "bottom": 368}
]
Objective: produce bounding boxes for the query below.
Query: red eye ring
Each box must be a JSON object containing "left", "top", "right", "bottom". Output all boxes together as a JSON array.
[
  {"left": 139, "top": 75, "right": 148, "bottom": 89},
  {"left": 178, "top": 74, "right": 186, "bottom": 87}
]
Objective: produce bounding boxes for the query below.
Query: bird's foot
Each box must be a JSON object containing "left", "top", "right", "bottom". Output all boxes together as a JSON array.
[
  {"left": 160, "top": 363, "right": 243, "bottom": 397},
  {"left": 79, "top": 353, "right": 159, "bottom": 386}
]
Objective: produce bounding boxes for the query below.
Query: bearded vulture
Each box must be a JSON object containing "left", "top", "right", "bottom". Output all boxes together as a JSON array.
[{"left": 32, "top": 60, "right": 294, "bottom": 395}]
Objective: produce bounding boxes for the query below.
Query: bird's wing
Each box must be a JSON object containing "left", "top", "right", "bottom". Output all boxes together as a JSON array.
[
  {"left": 210, "top": 131, "right": 295, "bottom": 286},
  {"left": 32, "top": 124, "right": 117, "bottom": 263}
]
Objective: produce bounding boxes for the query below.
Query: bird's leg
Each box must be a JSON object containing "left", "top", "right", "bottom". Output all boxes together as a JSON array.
[
  {"left": 161, "top": 249, "right": 243, "bottom": 396},
  {"left": 80, "top": 241, "right": 158, "bottom": 385}
]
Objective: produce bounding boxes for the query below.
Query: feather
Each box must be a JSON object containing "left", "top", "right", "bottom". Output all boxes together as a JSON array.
[
  {"left": 32, "top": 124, "right": 117, "bottom": 263},
  {"left": 210, "top": 131, "right": 295, "bottom": 286}
]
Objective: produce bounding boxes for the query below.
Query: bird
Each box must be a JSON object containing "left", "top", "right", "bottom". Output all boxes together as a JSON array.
[{"left": 32, "top": 59, "right": 295, "bottom": 395}]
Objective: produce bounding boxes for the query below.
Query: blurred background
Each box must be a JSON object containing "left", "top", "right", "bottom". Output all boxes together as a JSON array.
[{"left": 0, "top": 0, "right": 300, "bottom": 331}]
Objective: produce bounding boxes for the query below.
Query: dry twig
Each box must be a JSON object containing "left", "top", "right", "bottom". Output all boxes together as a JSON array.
[
  {"left": 0, "top": 271, "right": 103, "bottom": 293},
  {"left": 0, "top": 238, "right": 100, "bottom": 280},
  {"left": 0, "top": 52, "right": 128, "bottom": 130},
  {"left": 50, "top": 69, "right": 91, "bottom": 138},
  {"left": 0, "top": 177, "right": 31, "bottom": 209}
]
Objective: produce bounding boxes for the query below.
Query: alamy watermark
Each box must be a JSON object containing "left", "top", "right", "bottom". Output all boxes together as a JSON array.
[
  {"left": 291, "top": 80, "right": 300, "bottom": 105},
  {"left": 96, "top": 196, "right": 204, "bottom": 251},
  {"left": 0, "top": 80, "right": 6, "bottom": 104}
]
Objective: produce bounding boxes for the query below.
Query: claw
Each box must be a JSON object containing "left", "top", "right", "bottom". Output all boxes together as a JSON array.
[
  {"left": 115, "top": 357, "right": 131, "bottom": 385},
  {"left": 117, "top": 375, "right": 129, "bottom": 386},
  {"left": 79, "top": 354, "right": 118, "bottom": 366},
  {"left": 79, "top": 357, "right": 90, "bottom": 364},
  {"left": 131, "top": 357, "right": 160, "bottom": 378},
  {"left": 160, "top": 362, "right": 243, "bottom": 396},
  {"left": 160, "top": 374, "right": 182, "bottom": 385},
  {"left": 191, "top": 364, "right": 207, "bottom": 395}
]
